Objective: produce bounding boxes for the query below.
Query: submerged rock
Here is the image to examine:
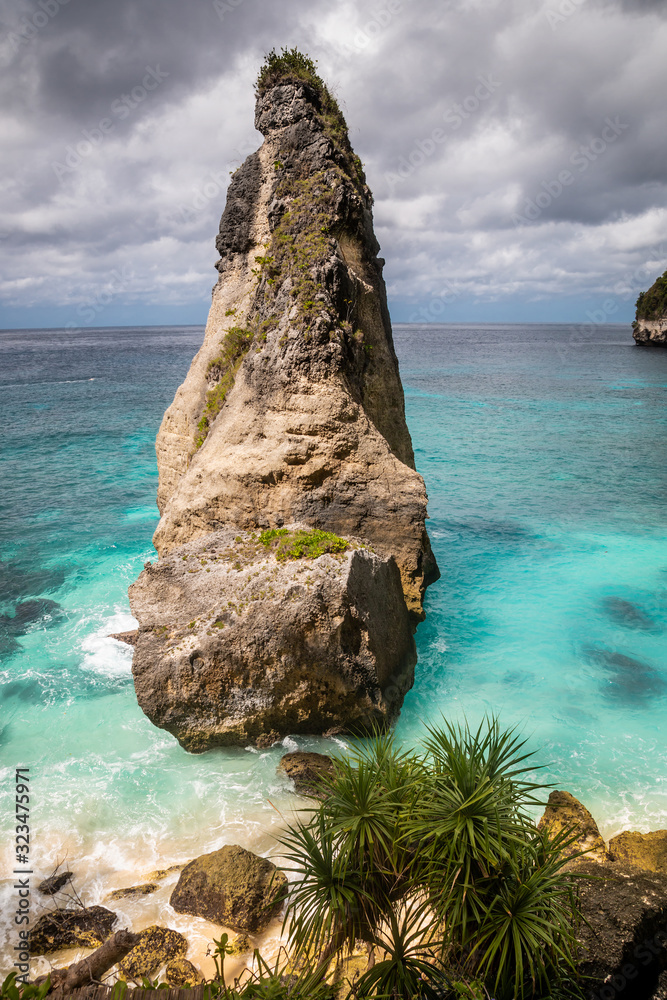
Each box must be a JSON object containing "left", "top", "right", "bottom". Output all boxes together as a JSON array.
[
  {"left": 609, "top": 830, "right": 667, "bottom": 873},
  {"left": 537, "top": 789, "right": 608, "bottom": 860},
  {"left": 603, "top": 596, "right": 657, "bottom": 632},
  {"left": 169, "top": 844, "right": 287, "bottom": 933},
  {"left": 278, "top": 751, "right": 335, "bottom": 796},
  {"left": 106, "top": 882, "right": 158, "bottom": 900},
  {"left": 118, "top": 925, "right": 188, "bottom": 981},
  {"left": 633, "top": 269, "right": 667, "bottom": 346},
  {"left": 29, "top": 906, "right": 117, "bottom": 955},
  {"left": 130, "top": 527, "right": 416, "bottom": 750}
]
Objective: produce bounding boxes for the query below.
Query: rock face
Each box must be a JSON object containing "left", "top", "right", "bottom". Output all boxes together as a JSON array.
[
  {"left": 609, "top": 830, "right": 667, "bottom": 873},
  {"left": 537, "top": 789, "right": 608, "bottom": 860},
  {"left": 29, "top": 906, "right": 117, "bottom": 955},
  {"left": 169, "top": 844, "right": 287, "bottom": 933},
  {"left": 130, "top": 527, "right": 416, "bottom": 751},
  {"left": 633, "top": 269, "right": 667, "bottom": 346},
  {"left": 278, "top": 751, "right": 335, "bottom": 796},
  {"left": 130, "top": 56, "right": 438, "bottom": 749},
  {"left": 575, "top": 859, "right": 667, "bottom": 997},
  {"left": 150, "top": 63, "right": 437, "bottom": 616}
]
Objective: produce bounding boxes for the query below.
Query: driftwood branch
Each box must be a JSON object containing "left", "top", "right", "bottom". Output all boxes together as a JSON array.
[{"left": 46, "top": 929, "right": 140, "bottom": 994}]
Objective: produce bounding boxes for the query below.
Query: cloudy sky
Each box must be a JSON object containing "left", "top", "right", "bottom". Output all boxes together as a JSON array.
[{"left": 1, "top": 0, "right": 665, "bottom": 329}]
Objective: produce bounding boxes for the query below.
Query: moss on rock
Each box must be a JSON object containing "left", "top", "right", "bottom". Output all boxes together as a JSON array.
[
  {"left": 169, "top": 844, "right": 287, "bottom": 932},
  {"left": 29, "top": 906, "right": 117, "bottom": 955},
  {"left": 165, "top": 956, "right": 203, "bottom": 986},
  {"left": 608, "top": 829, "right": 667, "bottom": 873},
  {"left": 118, "top": 925, "right": 188, "bottom": 981}
]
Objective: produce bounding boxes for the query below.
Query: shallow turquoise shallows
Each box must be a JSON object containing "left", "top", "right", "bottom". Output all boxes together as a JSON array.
[{"left": 0, "top": 324, "right": 666, "bottom": 968}]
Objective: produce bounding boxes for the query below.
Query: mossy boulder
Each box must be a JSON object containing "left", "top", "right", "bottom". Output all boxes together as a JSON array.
[
  {"left": 165, "top": 957, "right": 204, "bottom": 986},
  {"left": 118, "top": 925, "right": 188, "bottom": 981},
  {"left": 608, "top": 829, "right": 667, "bottom": 873},
  {"left": 169, "top": 845, "right": 287, "bottom": 932},
  {"left": 537, "top": 789, "right": 607, "bottom": 860},
  {"left": 278, "top": 751, "right": 335, "bottom": 797},
  {"left": 29, "top": 906, "right": 117, "bottom": 955}
]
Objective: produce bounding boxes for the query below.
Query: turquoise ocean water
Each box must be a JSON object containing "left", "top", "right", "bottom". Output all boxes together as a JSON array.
[{"left": 0, "top": 323, "right": 665, "bottom": 973}]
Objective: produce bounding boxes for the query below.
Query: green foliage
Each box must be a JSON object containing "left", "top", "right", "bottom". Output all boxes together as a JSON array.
[
  {"left": 636, "top": 269, "right": 667, "bottom": 320},
  {"left": 194, "top": 315, "right": 277, "bottom": 449},
  {"left": 259, "top": 528, "right": 349, "bottom": 561},
  {"left": 255, "top": 48, "right": 348, "bottom": 144},
  {"left": 279, "top": 720, "right": 587, "bottom": 1000},
  {"left": 1, "top": 974, "right": 51, "bottom": 1000}
]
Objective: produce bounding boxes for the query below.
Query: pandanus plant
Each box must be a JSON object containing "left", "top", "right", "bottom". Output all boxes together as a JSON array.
[{"left": 279, "top": 719, "right": 586, "bottom": 1000}]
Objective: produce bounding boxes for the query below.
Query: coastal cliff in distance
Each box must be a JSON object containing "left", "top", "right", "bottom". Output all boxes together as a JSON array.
[
  {"left": 633, "top": 269, "right": 667, "bottom": 346},
  {"left": 128, "top": 50, "right": 439, "bottom": 751}
]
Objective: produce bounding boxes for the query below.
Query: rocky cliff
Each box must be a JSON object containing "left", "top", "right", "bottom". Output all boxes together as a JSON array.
[
  {"left": 633, "top": 269, "right": 667, "bottom": 346},
  {"left": 129, "top": 51, "right": 438, "bottom": 750}
]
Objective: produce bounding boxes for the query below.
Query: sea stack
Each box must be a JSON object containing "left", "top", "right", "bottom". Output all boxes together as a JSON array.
[
  {"left": 633, "top": 269, "right": 667, "bottom": 346},
  {"left": 128, "top": 50, "right": 438, "bottom": 750}
]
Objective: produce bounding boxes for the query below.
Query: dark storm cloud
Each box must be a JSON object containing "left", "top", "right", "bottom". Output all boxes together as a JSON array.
[{"left": 0, "top": 0, "right": 665, "bottom": 322}]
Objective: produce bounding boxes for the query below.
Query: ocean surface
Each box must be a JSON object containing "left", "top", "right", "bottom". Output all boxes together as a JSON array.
[{"left": 0, "top": 323, "right": 666, "bottom": 974}]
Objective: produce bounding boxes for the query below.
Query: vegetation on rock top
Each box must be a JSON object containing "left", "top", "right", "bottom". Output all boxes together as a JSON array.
[
  {"left": 635, "top": 269, "right": 667, "bottom": 320},
  {"left": 255, "top": 47, "right": 348, "bottom": 140},
  {"left": 259, "top": 527, "right": 349, "bottom": 561}
]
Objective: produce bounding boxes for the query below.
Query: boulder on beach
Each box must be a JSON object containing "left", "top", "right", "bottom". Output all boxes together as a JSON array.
[
  {"left": 118, "top": 925, "right": 188, "bottom": 981},
  {"left": 537, "top": 789, "right": 607, "bottom": 860},
  {"left": 169, "top": 844, "right": 287, "bottom": 933},
  {"left": 37, "top": 871, "right": 74, "bottom": 896},
  {"left": 278, "top": 751, "right": 335, "bottom": 797},
  {"left": 29, "top": 906, "right": 117, "bottom": 955},
  {"left": 608, "top": 829, "right": 667, "bottom": 873},
  {"left": 165, "top": 957, "right": 204, "bottom": 986}
]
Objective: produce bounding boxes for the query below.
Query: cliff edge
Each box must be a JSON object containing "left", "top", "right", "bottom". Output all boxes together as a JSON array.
[
  {"left": 129, "top": 50, "right": 439, "bottom": 750},
  {"left": 633, "top": 269, "right": 667, "bottom": 346}
]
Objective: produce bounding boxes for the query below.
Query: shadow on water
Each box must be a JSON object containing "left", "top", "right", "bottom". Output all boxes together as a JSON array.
[
  {"left": 584, "top": 645, "right": 666, "bottom": 703},
  {"left": 441, "top": 517, "right": 535, "bottom": 544}
]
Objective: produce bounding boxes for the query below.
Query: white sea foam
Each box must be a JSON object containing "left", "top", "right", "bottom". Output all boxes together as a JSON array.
[{"left": 79, "top": 609, "right": 136, "bottom": 677}]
